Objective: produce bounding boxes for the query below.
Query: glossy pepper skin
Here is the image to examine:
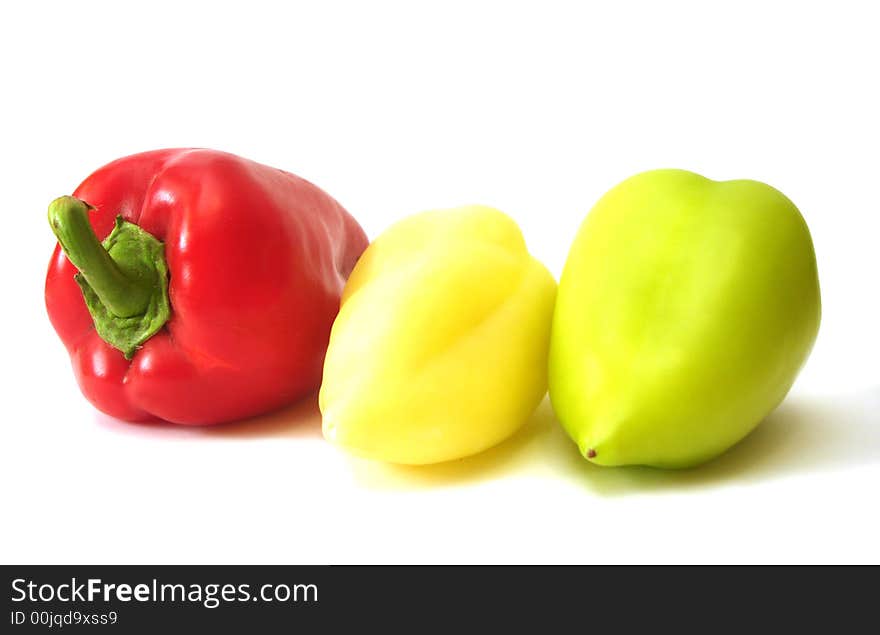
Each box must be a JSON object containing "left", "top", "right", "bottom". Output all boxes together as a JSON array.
[
  {"left": 549, "top": 169, "right": 820, "bottom": 468},
  {"left": 319, "top": 205, "right": 557, "bottom": 465},
  {"left": 46, "top": 149, "right": 368, "bottom": 424}
]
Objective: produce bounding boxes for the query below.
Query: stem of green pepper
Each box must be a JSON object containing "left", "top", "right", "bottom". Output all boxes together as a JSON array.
[{"left": 47, "top": 195, "right": 153, "bottom": 318}]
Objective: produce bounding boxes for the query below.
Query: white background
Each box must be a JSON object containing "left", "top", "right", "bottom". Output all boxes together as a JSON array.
[{"left": 1, "top": 0, "right": 878, "bottom": 564}]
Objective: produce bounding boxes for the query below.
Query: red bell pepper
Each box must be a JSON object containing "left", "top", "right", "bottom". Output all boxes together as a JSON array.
[{"left": 46, "top": 148, "right": 368, "bottom": 424}]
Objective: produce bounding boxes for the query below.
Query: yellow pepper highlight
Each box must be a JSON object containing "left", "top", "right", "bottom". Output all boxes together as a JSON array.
[{"left": 319, "top": 205, "right": 557, "bottom": 465}]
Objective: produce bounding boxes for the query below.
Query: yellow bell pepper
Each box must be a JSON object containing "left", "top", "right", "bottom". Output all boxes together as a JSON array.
[{"left": 319, "top": 205, "right": 557, "bottom": 465}]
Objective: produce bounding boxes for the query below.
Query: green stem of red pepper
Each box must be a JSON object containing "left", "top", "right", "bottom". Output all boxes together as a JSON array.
[
  {"left": 48, "top": 196, "right": 152, "bottom": 316},
  {"left": 48, "top": 195, "right": 171, "bottom": 359}
]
